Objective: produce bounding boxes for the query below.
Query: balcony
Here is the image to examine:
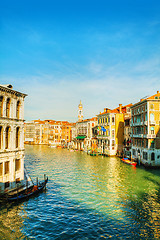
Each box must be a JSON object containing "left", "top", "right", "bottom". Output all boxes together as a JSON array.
[
  {"left": 133, "top": 121, "right": 147, "bottom": 126},
  {"left": 97, "top": 135, "right": 110, "bottom": 140},
  {"left": 132, "top": 134, "right": 143, "bottom": 138},
  {"left": 132, "top": 122, "right": 142, "bottom": 126},
  {"left": 143, "top": 134, "right": 156, "bottom": 139},
  {"left": 149, "top": 121, "right": 155, "bottom": 125}
]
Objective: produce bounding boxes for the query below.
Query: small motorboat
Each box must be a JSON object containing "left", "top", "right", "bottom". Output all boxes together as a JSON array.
[
  {"left": 121, "top": 158, "right": 137, "bottom": 167},
  {"left": 6, "top": 176, "right": 48, "bottom": 203}
]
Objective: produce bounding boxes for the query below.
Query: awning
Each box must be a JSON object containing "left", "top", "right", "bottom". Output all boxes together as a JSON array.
[{"left": 76, "top": 136, "right": 86, "bottom": 139}]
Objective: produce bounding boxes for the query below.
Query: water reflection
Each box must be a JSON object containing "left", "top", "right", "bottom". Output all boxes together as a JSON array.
[
  {"left": 0, "top": 204, "right": 29, "bottom": 240},
  {"left": 0, "top": 145, "right": 160, "bottom": 239}
]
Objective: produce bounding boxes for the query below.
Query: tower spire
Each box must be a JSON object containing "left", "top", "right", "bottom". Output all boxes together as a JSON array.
[{"left": 78, "top": 100, "right": 83, "bottom": 122}]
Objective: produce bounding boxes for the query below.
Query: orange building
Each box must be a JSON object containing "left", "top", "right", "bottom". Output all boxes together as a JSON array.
[
  {"left": 61, "top": 122, "right": 72, "bottom": 146},
  {"left": 24, "top": 119, "right": 74, "bottom": 147}
]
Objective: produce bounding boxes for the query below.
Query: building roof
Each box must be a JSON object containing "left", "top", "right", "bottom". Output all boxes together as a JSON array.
[
  {"left": 131, "top": 91, "right": 160, "bottom": 108},
  {"left": 98, "top": 103, "right": 132, "bottom": 116},
  {"left": 0, "top": 84, "right": 27, "bottom": 97},
  {"left": 77, "top": 116, "right": 97, "bottom": 123}
]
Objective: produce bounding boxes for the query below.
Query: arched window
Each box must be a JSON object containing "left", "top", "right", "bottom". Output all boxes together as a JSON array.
[
  {"left": 5, "top": 127, "right": 10, "bottom": 149},
  {"left": 0, "top": 126, "right": 2, "bottom": 149},
  {"left": 0, "top": 96, "right": 3, "bottom": 117},
  {"left": 16, "top": 127, "right": 20, "bottom": 148},
  {"left": 16, "top": 101, "right": 20, "bottom": 119},
  {"left": 6, "top": 98, "right": 11, "bottom": 118}
]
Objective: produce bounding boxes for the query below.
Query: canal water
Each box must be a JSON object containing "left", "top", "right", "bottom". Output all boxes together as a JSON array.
[{"left": 1, "top": 145, "right": 160, "bottom": 239}]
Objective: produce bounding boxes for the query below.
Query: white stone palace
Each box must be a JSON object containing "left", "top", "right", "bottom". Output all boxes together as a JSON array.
[{"left": 0, "top": 84, "right": 27, "bottom": 194}]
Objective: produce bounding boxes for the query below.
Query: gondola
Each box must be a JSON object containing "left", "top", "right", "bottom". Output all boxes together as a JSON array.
[
  {"left": 121, "top": 158, "right": 137, "bottom": 167},
  {"left": 7, "top": 177, "right": 48, "bottom": 203}
]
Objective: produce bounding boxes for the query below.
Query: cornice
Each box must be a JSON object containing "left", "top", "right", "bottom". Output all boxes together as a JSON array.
[{"left": 0, "top": 85, "right": 27, "bottom": 98}]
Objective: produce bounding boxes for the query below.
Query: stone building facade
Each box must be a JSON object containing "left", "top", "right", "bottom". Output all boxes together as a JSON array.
[{"left": 0, "top": 84, "right": 27, "bottom": 194}]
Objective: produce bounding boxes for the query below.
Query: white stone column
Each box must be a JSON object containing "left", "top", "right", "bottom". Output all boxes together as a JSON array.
[
  {"left": 20, "top": 99, "right": 24, "bottom": 120},
  {"left": 21, "top": 126, "right": 24, "bottom": 148},
  {"left": 2, "top": 127, "right": 6, "bottom": 150},
  {"left": 3, "top": 97, "right": 7, "bottom": 117},
  {"left": 10, "top": 99, "right": 14, "bottom": 119},
  {"left": 9, "top": 125, "right": 14, "bottom": 150}
]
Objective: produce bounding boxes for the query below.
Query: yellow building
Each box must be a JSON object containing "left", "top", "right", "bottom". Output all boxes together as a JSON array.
[
  {"left": 131, "top": 91, "right": 160, "bottom": 167},
  {"left": 34, "top": 120, "right": 48, "bottom": 144},
  {"left": 97, "top": 104, "right": 132, "bottom": 156}
]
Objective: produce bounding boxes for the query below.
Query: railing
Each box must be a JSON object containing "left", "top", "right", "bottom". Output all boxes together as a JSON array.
[
  {"left": 142, "top": 134, "right": 156, "bottom": 138},
  {"left": 149, "top": 121, "right": 155, "bottom": 125},
  {"left": 132, "top": 134, "right": 143, "bottom": 138},
  {"left": 131, "top": 134, "right": 156, "bottom": 139},
  {"left": 131, "top": 122, "right": 141, "bottom": 126}
]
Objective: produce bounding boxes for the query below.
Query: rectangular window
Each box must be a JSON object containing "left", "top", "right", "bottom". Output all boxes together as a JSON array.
[
  {"left": 112, "top": 117, "right": 115, "bottom": 124},
  {"left": 145, "top": 104, "right": 147, "bottom": 110},
  {"left": 150, "top": 113, "right": 154, "bottom": 122},
  {"left": 0, "top": 163, "right": 3, "bottom": 176},
  {"left": 5, "top": 161, "right": 9, "bottom": 174},
  {"left": 0, "top": 127, "right": 2, "bottom": 149},
  {"left": 112, "top": 130, "right": 114, "bottom": 138},
  {"left": 151, "top": 127, "right": 154, "bottom": 134},
  {"left": 15, "top": 159, "right": 21, "bottom": 171},
  {"left": 5, "top": 181, "right": 10, "bottom": 189},
  {"left": 150, "top": 104, "right": 154, "bottom": 110},
  {"left": 150, "top": 141, "right": 155, "bottom": 149},
  {"left": 143, "top": 152, "right": 147, "bottom": 160}
]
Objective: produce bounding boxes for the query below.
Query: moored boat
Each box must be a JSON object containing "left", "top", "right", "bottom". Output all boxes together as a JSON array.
[
  {"left": 121, "top": 158, "right": 137, "bottom": 167},
  {"left": 6, "top": 176, "right": 48, "bottom": 202}
]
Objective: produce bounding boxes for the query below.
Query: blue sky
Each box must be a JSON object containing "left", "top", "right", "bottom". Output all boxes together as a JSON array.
[{"left": 1, "top": 0, "right": 160, "bottom": 121}]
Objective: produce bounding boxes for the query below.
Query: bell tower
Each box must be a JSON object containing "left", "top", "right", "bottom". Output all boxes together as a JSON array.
[{"left": 78, "top": 100, "right": 83, "bottom": 122}]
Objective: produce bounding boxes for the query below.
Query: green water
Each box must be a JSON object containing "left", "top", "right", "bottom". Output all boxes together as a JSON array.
[{"left": 0, "top": 145, "right": 160, "bottom": 239}]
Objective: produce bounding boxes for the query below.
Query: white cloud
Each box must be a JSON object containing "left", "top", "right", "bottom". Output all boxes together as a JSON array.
[{"left": 1, "top": 56, "right": 160, "bottom": 122}]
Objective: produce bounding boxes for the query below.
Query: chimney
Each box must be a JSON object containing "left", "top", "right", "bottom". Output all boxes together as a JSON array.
[
  {"left": 119, "top": 104, "right": 122, "bottom": 113},
  {"left": 104, "top": 108, "right": 109, "bottom": 112},
  {"left": 157, "top": 91, "right": 159, "bottom": 94}
]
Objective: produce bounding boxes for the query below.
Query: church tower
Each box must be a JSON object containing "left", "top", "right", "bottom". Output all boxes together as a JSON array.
[{"left": 78, "top": 100, "right": 83, "bottom": 122}]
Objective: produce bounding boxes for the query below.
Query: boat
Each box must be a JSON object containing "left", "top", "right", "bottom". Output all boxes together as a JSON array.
[
  {"left": 121, "top": 158, "right": 137, "bottom": 167},
  {"left": 1, "top": 166, "right": 34, "bottom": 199},
  {"left": 50, "top": 145, "right": 56, "bottom": 148},
  {"left": 90, "top": 152, "right": 97, "bottom": 156},
  {"left": 7, "top": 176, "right": 48, "bottom": 202}
]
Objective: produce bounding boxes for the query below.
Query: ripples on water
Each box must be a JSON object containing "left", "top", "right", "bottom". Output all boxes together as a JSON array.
[{"left": 1, "top": 145, "right": 160, "bottom": 239}]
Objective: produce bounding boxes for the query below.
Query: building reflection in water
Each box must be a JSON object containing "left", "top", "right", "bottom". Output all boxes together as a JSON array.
[{"left": 0, "top": 204, "right": 28, "bottom": 240}]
